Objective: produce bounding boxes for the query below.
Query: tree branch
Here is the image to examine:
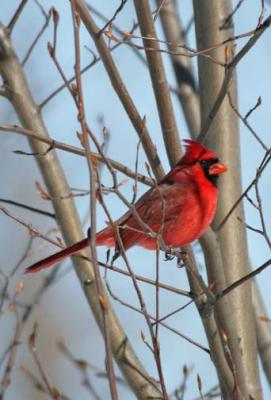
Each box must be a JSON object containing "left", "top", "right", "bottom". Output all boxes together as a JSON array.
[
  {"left": 74, "top": 0, "right": 165, "bottom": 182},
  {"left": 0, "top": 124, "right": 152, "bottom": 186},
  {"left": 134, "top": 1, "right": 181, "bottom": 166},
  {"left": 198, "top": 12, "right": 271, "bottom": 143},
  {"left": 155, "top": 0, "right": 200, "bottom": 138}
]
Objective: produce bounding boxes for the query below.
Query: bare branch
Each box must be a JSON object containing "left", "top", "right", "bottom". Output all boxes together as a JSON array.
[
  {"left": 156, "top": 0, "right": 200, "bottom": 138},
  {"left": 98, "top": 0, "right": 128, "bottom": 34},
  {"left": 218, "top": 259, "right": 271, "bottom": 300},
  {"left": 6, "top": 0, "right": 28, "bottom": 33},
  {"left": 28, "top": 323, "right": 60, "bottom": 400},
  {"left": 22, "top": 3, "right": 51, "bottom": 65},
  {"left": 105, "top": 278, "right": 209, "bottom": 354},
  {"left": 134, "top": 1, "right": 181, "bottom": 166},
  {"left": 215, "top": 148, "right": 271, "bottom": 232},
  {"left": 0, "top": 124, "right": 152, "bottom": 186},
  {"left": 0, "top": 198, "right": 56, "bottom": 219},
  {"left": 198, "top": 13, "right": 271, "bottom": 142},
  {"left": 74, "top": 0, "right": 165, "bottom": 181},
  {"left": 227, "top": 92, "right": 267, "bottom": 150}
]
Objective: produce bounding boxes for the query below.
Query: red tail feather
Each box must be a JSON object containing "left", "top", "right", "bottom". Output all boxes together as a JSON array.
[
  {"left": 25, "top": 227, "right": 116, "bottom": 274},
  {"left": 25, "top": 237, "right": 89, "bottom": 273}
]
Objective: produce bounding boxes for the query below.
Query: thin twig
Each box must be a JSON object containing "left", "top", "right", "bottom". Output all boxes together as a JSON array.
[
  {"left": 105, "top": 276, "right": 209, "bottom": 353},
  {"left": 254, "top": 180, "right": 271, "bottom": 249},
  {"left": 220, "top": 0, "right": 246, "bottom": 30},
  {"left": 40, "top": 14, "right": 141, "bottom": 109},
  {"left": 217, "top": 259, "right": 271, "bottom": 300},
  {"left": 28, "top": 324, "right": 62, "bottom": 399},
  {"left": 22, "top": 4, "right": 51, "bottom": 65},
  {"left": 198, "top": 13, "right": 271, "bottom": 142},
  {"left": 7, "top": 0, "right": 28, "bottom": 33},
  {"left": 215, "top": 147, "right": 271, "bottom": 231},
  {"left": 75, "top": 0, "right": 165, "bottom": 181},
  {"left": 0, "top": 206, "right": 62, "bottom": 247},
  {"left": 170, "top": 365, "right": 193, "bottom": 400},
  {"left": 244, "top": 96, "right": 262, "bottom": 120},
  {"left": 227, "top": 92, "right": 267, "bottom": 150},
  {"left": 98, "top": 0, "right": 128, "bottom": 34},
  {"left": 0, "top": 124, "right": 152, "bottom": 186},
  {"left": 0, "top": 198, "right": 55, "bottom": 219},
  {"left": 57, "top": 340, "right": 102, "bottom": 400},
  {"left": 0, "top": 308, "right": 21, "bottom": 396}
]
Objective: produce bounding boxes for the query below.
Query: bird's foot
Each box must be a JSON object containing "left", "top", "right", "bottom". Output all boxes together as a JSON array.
[
  {"left": 177, "top": 250, "right": 188, "bottom": 268},
  {"left": 111, "top": 248, "right": 120, "bottom": 264},
  {"left": 164, "top": 247, "right": 175, "bottom": 261}
]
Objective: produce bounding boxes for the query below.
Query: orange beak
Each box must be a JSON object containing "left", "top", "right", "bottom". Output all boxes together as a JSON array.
[{"left": 209, "top": 162, "right": 228, "bottom": 175}]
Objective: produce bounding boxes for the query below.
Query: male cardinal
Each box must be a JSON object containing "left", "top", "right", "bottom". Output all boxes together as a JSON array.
[{"left": 25, "top": 140, "right": 227, "bottom": 273}]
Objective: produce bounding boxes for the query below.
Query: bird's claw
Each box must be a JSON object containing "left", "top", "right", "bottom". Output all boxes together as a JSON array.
[
  {"left": 177, "top": 250, "right": 188, "bottom": 268},
  {"left": 164, "top": 247, "right": 175, "bottom": 261},
  {"left": 111, "top": 248, "right": 120, "bottom": 264}
]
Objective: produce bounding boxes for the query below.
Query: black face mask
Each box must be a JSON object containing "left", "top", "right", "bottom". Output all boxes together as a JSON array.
[{"left": 199, "top": 158, "right": 220, "bottom": 186}]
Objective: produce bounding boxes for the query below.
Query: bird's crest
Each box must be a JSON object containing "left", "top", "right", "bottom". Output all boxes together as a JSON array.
[{"left": 182, "top": 139, "right": 216, "bottom": 163}]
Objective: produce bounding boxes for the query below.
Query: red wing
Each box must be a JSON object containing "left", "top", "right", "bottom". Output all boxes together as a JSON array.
[{"left": 115, "top": 181, "right": 191, "bottom": 249}]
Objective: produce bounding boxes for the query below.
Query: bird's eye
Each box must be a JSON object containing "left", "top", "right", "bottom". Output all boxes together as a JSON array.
[
  {"left": 199, "top": 159, "right": 209, "bottom": 167},
  {"left": 199, "top": 158, "right": 218, "bottom": 168}
]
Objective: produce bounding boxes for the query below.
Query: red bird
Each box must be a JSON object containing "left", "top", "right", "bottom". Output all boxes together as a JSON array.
[{"left": 25, "top": 140, "right": 227, "bottom": 273}]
